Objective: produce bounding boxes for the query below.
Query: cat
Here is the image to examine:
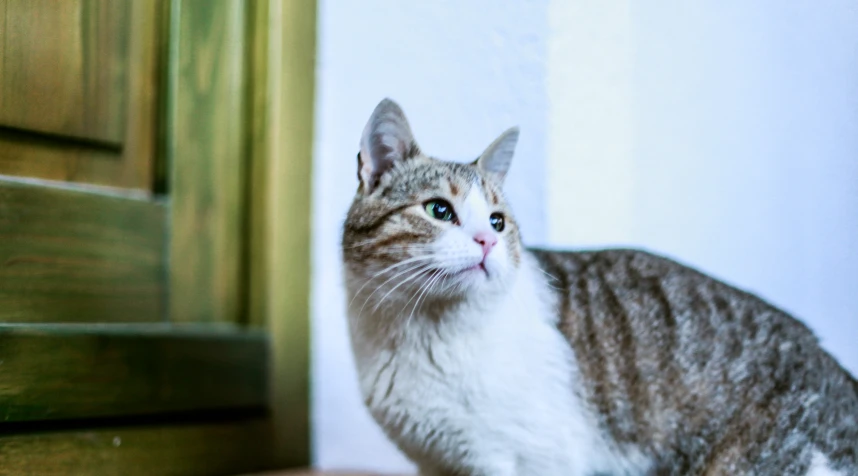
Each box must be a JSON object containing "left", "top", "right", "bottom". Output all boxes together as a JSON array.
[{"left": 341, "top": 98, "right": 858, "bottom": 476}]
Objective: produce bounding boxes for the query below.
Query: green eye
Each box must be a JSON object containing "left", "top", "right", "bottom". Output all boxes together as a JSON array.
[
  {"left": 424, "top": 200, "right": 456, "bottom": 222},
  {"left": 490, "top": 213, "right": 505, "bottom": 232}
]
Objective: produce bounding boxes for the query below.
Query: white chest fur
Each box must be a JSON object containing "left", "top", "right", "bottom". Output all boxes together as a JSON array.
[{"left": 346, "top": 257, "right": 649, "bottom": 475}]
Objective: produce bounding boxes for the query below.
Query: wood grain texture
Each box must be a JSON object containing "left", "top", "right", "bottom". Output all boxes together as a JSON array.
[
  {"left": 0, "top": 0, "right": 159, "bottom": 190},
  {"left": 246, "top": 0, "right": 271, "bottom": 330},
  {"left": 0, "top": 0, "right": 128, "bottom": 143},
  {"left": 0, "top": 179, "right": 166, "bottom": 322},
  {"left": 0, "top": 418, "right": 276, "bottom": 476},
  {"left": 0, "top": 323, "right": 267, "bottom": 422},
  {"left": 0, "top": 132, "right": 121, "bottom": 184},
  {"left": 168, "top": 0, "right": 248, "bottom": 323},
  {"left": 246, "top": 0, "right": 317, "bottom": 467}
]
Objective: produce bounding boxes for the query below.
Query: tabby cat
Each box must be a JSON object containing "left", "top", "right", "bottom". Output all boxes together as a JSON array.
[{"left": 341, "top": 99, "right": 858, "bottom": 475}]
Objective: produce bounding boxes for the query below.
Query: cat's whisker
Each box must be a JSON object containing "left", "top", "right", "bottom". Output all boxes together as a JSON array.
[
  {"left": 343, "top": 237, "right": 436, "bottom": 251},
  {"left": 348, "top": 255, "right": 437, "bottom": 307},
  {"left": 342, "top": 235, "right": 430, "bottom": 249},
  {"left": 341, "top": 238, "right": 383, "bottom": 250},
  {"left": 534, "top": 266, "right": 560, "bottom": 282},
  {"left": 370, "top": 264, "right": 437, "bottom": 314},
  {"left": 430, "top": 269, "right": 461, "bottom": 295},
  {"left": 357, "top": 262, "right": 436, "bottom": 319},
  {"left": 397, "top": 269, "right": 439, "bottom": 327},
  {"left": 534, "top": 267, "right": 564, "bottom": 291},
  {"left": 379, "top": 263, "right": 471, "bottom": 315},
  {"left": 420, "top": 271, "right": 447, "bottom": 312},
  {"left": 404, "top": 270, "right": 443, "bottom": 329}
]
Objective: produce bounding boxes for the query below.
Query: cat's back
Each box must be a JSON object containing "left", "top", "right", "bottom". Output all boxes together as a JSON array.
[{"left": 528, "top": 247, "right": 858, "bottom": 475}]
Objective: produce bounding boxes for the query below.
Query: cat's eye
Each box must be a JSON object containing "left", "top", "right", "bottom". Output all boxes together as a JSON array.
[
  {"left": 490, "top": 213, "right": 505, "bottom": 232},
  {"left": 424, "top": 200, "right": 456, "bottom": 222}
]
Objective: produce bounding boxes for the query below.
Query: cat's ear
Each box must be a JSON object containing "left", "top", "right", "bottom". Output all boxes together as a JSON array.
[
  {"left": 358, "top": 98, "right": 419, "bottom": 194},
  {"left": 475, "top": 127, "right": 519, "bottom": 184}
]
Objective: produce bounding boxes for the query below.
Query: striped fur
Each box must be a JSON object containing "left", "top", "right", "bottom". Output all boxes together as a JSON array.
[
  {"left": 532, "top": 249, "right": 858, "bottom": 475},
  {"left": 342, "top": 99, "right": 858, "bottom": 475}
]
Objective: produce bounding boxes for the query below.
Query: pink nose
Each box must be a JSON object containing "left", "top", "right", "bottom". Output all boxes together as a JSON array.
[{"left": 473, "top": 232, "right": 498, "bottom": 258}]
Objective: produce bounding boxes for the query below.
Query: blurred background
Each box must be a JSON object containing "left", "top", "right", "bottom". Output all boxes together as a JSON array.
[{"left": 312, "top": 0, "right": 857, "bottom": 473}]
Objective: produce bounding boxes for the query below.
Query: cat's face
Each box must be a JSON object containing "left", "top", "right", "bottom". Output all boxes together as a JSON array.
[{"left": 342, "top": 99, "right": 523, "bottom": 310}]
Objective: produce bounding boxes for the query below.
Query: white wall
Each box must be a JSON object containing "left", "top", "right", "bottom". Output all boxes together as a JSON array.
[
  {"left": 313, "top": 0, "right": 858, "bottom": 471},
  {"left": 311, "top": 0, "right": 549, "bottom": 471},
  {"left": 547, "top": 1, "right": 858, "bottom": 374}
]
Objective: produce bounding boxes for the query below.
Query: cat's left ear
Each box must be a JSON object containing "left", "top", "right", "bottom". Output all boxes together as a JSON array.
[
  {"left": 358, "top": 98, "right": 419, "bottom": 194},
  {"left": 475, "top": 127, "right": 519, "bottom": 184}
]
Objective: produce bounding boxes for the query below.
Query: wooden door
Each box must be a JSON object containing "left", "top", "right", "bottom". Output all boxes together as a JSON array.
[
  {"left": 0, "top": 0, "right": 163, "bottom": 322},
  {"left": 0, "top": 0, "right": 315, "bottom": 473}
]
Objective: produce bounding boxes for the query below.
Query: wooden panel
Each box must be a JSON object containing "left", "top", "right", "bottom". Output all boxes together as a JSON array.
[
  {"left": 0, "top": 132, "right": 123, "bottom": 186},
  {"left": 168, "top": 0, "right": 248, "bottom": 323},
  {"left": 0, "top": 0, "right": 127, "bottom": 143},
  {"left": 0, "top": 324, "right": 267, "bottom": 422},
  {"left": 0, "top": 0, "right": 159, "bottom": 190},
  {"left": 246, "top": 0, "right": 272, "bottom": 329},
  {"left": 0, "top": 419, "right": 276, "bottom": 476},
  {"left": 0, "top": 0, "right": 128, "bottom": 143},
  {"left": 247, "top": 0, "right": 316, "bottom": 467},
  {"left": 0, "top": 179, "right": 166, "bottom": 322}
]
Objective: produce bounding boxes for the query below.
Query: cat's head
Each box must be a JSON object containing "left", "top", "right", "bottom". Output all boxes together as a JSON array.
[{"left": 342, "top": 99, "right": 523, "bottom": 311}]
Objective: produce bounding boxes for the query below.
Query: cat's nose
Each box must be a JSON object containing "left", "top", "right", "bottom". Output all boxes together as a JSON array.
[{"left": 473, "top": 232, "right": 498, "bottom": 258}]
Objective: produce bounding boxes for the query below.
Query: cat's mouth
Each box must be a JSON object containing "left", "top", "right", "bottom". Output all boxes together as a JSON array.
[{"left": 458, "top": 262, "right": 489, "bottom": 277}]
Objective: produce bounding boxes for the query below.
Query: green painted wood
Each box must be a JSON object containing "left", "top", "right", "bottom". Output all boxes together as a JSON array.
[
  {"left": 0, "top": 179, "right": 166, "bottom": 323},
  {"left": 0, "top": 418, "right": 276, "bottom": 476},
  {"left": 245, "top": 0, "right": 317, "bottom": 466},
  {"left": 0, "top": 0, "right": 129, "bottom": 144},
  {"left": 0, "top": 0, "right": 160, "bottom": 191},
  {"left": 0, "top": 323, "right": 268, "bottom": 422},
  {"left": 168, "top": 0, "right": 248, "bottom": 323}
]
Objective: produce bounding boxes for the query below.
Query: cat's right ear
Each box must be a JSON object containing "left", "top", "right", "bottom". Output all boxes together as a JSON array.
[
  {"left": 475, "top": 127, "right": 519, "bottom": 185},
  {"left": 357, "top": 98, "right": 419, "bottom": 194}
]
